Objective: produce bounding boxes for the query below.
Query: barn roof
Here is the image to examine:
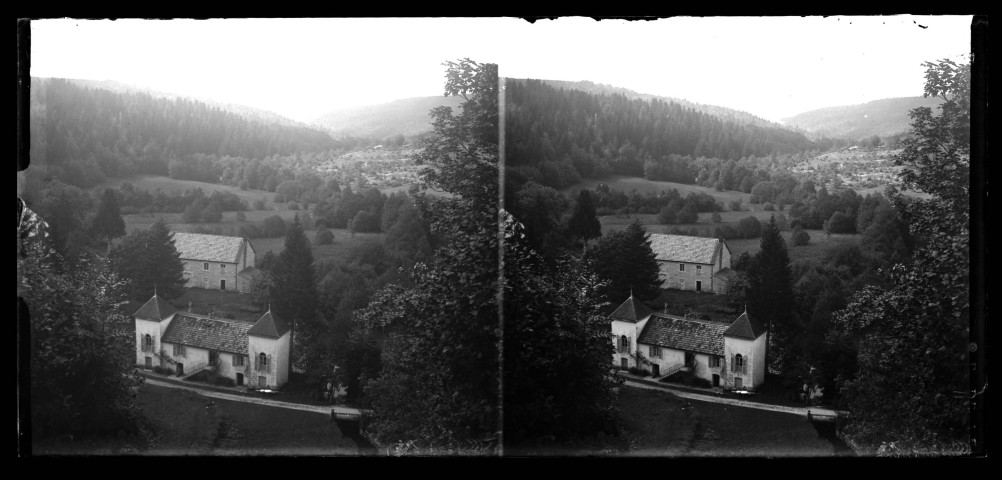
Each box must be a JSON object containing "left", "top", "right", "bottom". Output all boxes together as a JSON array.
[
  {"left": 713, "top": 267, "right": 737, "bottom": 279},
  {"left": 172, "top": 232, "right": 246, "bottom": 264},
  {"left": 134, "top": 294, "right": 177, "bottom": 321},
  {"left": 649, "top": 234, "right": 726, "bottom": 265},
  {"left": 723, "top": 311, "right": 767, "bottom": 340},
  {"left": 162, "top": 313, "right": 254, "bottom": 355},
  {"left": 637, "top": 313, "right": 729, "bottom": 356},
  {"left": 247, "top": 310, "right": 290, "bottom": 339},
  {"left": 609, "top": 295, "right": 654, "bottom": 323}
]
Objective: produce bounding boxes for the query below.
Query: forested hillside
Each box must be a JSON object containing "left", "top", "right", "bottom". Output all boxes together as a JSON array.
[
  {"left": 27, "top": 77, "right": 361, "bottom": 189},
  {"left": 782, "top": 96, "right": 943, "bottom": 141},
  {"left": 505, "top": 79, "right": 818, "bottom": 190},
  {"left": 535, "top": 79, "right": 785, "bottom": 129}
]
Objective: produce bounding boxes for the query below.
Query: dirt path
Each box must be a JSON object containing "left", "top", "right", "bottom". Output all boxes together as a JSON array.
[
  {"left": 144, "top": 378, "right": 362, "bottom": 416},
  {"left": 623, "top": 379, "right": 838, "bottom": 417}
]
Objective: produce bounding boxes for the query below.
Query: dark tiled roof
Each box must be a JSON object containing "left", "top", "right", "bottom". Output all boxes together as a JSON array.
[
  {"left": 134, "top": 294, "right": 177, "bottom": 321},
  {"left": 637, "top": 313, "right": 729, "bottom": 356},
  {"left": 609, "top": 295, "right": 655, "bottom": 323},
  {"left": 723, "top": 311, "right": 767, "bottom": 340},
  {"left": 649, "top": 234, "right": 724, "bottom": 265},
  {"left": 162, "top": 313, "right": 253, "bottom": 355},
  {"left": 172, "top": 232, "right": 246, "bottom": 264},
  {"left": 247, "top": 310, "right": 290, "bottom": 338}
]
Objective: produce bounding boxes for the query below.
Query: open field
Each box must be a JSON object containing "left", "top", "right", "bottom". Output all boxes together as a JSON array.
[
  {"left": 506, "top": 385, "right": 837, "bottom": 456},
  {"left": 567, "top": 176, "right": 754, "bottom": 206},
  {"left": 599, "top": 213, "right": 860, "bottom": 265},
  {"left": 93, "top": 175, "right": 278, "bottom": 209},
  {"left": 32, "top": 384, "right": 358, "bottom": 456},
  {"left": 249, "top": 230, "right": 384, "bottom": 265}
]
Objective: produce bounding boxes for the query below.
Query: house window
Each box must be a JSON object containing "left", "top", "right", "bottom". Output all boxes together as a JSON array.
[
  {"left": 709, "top": 356, "right": 720, "bottom": 368},
  {"left": 220, "top": 263, "right": 226, "bottom": 271},
  {"left": 142, "top": 334, "right": 154, "bottom": 353},
  {"left": 696, "top": 265, "right": 702, "bottom": 273},
  {"left": 257, "top": 352, "right": 270, "bottom": 373},
  {"left": 233, "top": 355, "right": 245, "bottom": 367},
  {"left": 203, "top": 262, "right": 209, "bottom": 271},
  {"left": 734, "top": 354, "right": 747, "bottom": 374},
  {"left": 173, "top": 344, "right": 187, "bottom": 357},
  {"left": 649, "top": 345, "right": 663, "bottom": 358},
  {"left": 679, "top": 263, "right": 685, "bottom": 272},
  {"left": 619, "top": 335, "right": 630, "bottom": 353}
]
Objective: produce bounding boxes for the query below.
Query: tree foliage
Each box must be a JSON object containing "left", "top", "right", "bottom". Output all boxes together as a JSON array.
[
  {"left": 353, "top": 59, "right": 500, "bottom": 451},
  {"left": 19, "top": 204, "right": 145, "bottom": 439},
  {"left": 567, "top": 189, "right": 602, "bottom": 244},
  {"left": 746, "top": 216, "right": 798, "bottom": 372},
  {"left": 91, "top": 188, "right": 126, "bottom": 243},
  {"left": 109, "top": 219, "right": 186, "bottom": 300},
  {"left": 502, "top": 216, "right": 619, "bottom": 444},
  {"left": 269, "top": 214, "right": 320, "bottom": 370},
  {"left": 832, "top": 58, "right": 971, "bottom": 455},
  {"left": 586, "top": 220, "right": 662, "bottom": 305}
]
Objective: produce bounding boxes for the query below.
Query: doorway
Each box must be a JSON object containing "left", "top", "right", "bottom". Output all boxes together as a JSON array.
[
  {"left": 236, "top": 373, "right": 244, "bottom": 386},
  {"left": 696, "top": 280, "right": 702, "bottom": 292},
  {"left": 621, "top": 358, "right": 628, "bottom": 369},
  {"left": 220, "top": 279, "right": 226, "bottom": 291},
  {"left": 735, "top": 377, "right": 743, "bottom": 389},
  {"left": 177, "top": 363, "right": 184, "bottom": 376},
  {"left": 145, "top": 357, "right": 152, "bottom": 369},
  {"left": 712, "top": 374, "right": 720, "bottom": 387},
  {"left": 685, "top": 351, "right": 696, "bottom": 368},
  {"left": 652, "top": 364, "right": 660, "bottom": 377},
  {"left": 259, "top": 375, "right": 267, "bottom": 388}
]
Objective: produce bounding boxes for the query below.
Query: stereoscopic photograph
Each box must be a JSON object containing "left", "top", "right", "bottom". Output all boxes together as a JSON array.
[{"left": 17, "top": 16, "right": 980, "bottom": 458}]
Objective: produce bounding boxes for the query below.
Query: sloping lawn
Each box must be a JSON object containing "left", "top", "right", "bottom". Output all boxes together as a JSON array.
[
  {"left": 506, "top": 385, "right": 835, "bottom": 457},
  {"left": 33, "top": 384, "right": 359, "bottom": 456}
]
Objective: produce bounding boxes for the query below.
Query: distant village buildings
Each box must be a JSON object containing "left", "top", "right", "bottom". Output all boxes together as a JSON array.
[
  {"left": 173, "top": 232, "right": 259, "bottom": 293},
  {"left": 649, "top": 234, "right": 735, "bottom": 294}
]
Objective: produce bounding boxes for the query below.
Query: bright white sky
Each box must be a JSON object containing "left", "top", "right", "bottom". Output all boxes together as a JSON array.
[{"left": 31, "top": 16, "right": 972, "bottom": 123}]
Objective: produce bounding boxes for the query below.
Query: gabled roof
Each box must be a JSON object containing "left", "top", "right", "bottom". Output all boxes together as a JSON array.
[
  {"left": 247, "top": 310, "right": 290, "bottom": 339},
  {"left": 609, "top": 295, "right": 654, "bottom": 323},
  {"left": 637, "top": 313, "right": 729, "bottom": 356},
  {"left": 134, "top": 294, "right": 177, "bottom": 321},
  {"left": 649, "top": 234, "right": 725, "bottom": 265},
  {"left": 162, "top": 313, "right": 253, "bottom": 355},
  {"left": 723, "top": 311, "right": 767, "bottom": 340},
  {"left": 172, "top": 232, "right": 246, "bottom": 264}
]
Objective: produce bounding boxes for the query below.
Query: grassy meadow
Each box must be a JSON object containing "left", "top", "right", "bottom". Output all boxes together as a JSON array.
[
  {"left": 506, "top": 385, "right": 837, "bottom": 457},
  {"left": 32, "top": 384, "right": 358, "bottom": 456}
]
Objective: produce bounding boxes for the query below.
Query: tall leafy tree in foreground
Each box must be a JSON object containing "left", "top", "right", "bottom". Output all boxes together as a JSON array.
[
  {"left": 746, "top": 215, "right": 798, "bottom": 373},
  {"left": 269, "top": 214, "right": 320, "bottom": 371},
  {"left": 19, "top": 203, "right": 145, "bottom": 439},
  {"left": 503, "top": 215, "right": 619, "bottom": 446},
  {"left": 91, "top": 188, "right": 126, "bottom": 245},
  {"left": 110, "top": 219, "right": 185, "bottom": 300},
  {"left": 354, "top": 59, "right": 500, "bottom": 452},
  {"left": 831, "top": 58, "right": 971, "bottom": 455},
  {"left": 586, "top": 220, "right": 661, "bottom": 306}
]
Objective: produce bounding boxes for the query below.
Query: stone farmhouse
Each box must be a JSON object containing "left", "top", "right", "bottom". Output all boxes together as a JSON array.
[
  {"left": 649, "top": 234, "right": 735, "bottom": 294},
  {"left": 610, "top": 294, "right": 767, "bottom": 391},
  {"left": 134, "top": 292, "right": 291, "bottom": 389},
  {"left": 173, "top": 232, "right": 259, "bottom": 293}
]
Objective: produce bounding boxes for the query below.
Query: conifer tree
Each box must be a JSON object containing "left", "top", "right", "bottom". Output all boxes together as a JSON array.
[
  {"left": 567, "top": 189, "right": 602, "bottom": 245},
  {"left": 269, "top": 214, "right": 319, "bottom": 369},
  {"left": 587, "top": 220, "right": 662, "bottom": 305},
  {"left": 91, "top": 188, "right": 126, "bottom": 244},
  {"left": 746, "top": 215, "right": 797, "bottom": 373},
  {"left": 110, "top": 219, "right": 185, "bottom": 299}
]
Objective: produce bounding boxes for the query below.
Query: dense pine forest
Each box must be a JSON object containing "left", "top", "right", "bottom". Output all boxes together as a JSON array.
[
  {"left": 505, "top": 78, "right": 819, "bottom": 189},
  {"left": 27, "top": 78, "right": 365, "bottom": 189}
]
